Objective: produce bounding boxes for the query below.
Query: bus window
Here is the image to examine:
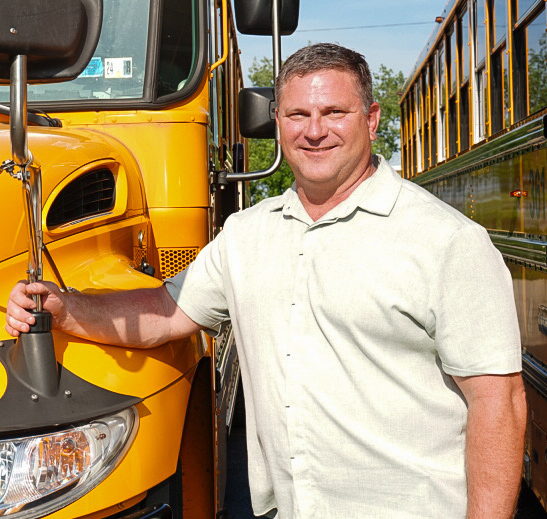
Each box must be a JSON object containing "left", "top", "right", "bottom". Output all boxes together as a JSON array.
[
  {"left": 512, "top": 2, "right": 546, "bottom": 120},
  {"left": 474, "top": 0, "right": 488, "bottom": 141},
  {"left": 493, "top": 0, "right": 507, "bottom": 47},
  {"left": 430, "top": 60, "right": 438, "bottom": 166},
  {"left": 0, "top": 0, "right": 152, "bottom": 102},
  {"left": 401, "top": 102, "right": 408, "bottom": 178},
  {"left": 516, "top": 0, "right": 541, "bottom": 19},
  {"left": 411, "top": 90, "right": 418, "bottom": 176},
  {"left": 461, "top": 9, "right": 470, "bottom": 83},
  {"left": 406, "top": 97, "right": 412, "bottom": 177},
  {"left": 423, "top": 72, "right": 430, "bottom": 169},
  {"left": 450, "top": 27, "right": 458, "bottom": 96},
  {"left": 158, "top": 0, "right": 199, "bottom": 97},
  {"left": 459, "top": 9, "right": 470, "bottom": 151},
  {"left": 438, "top": 44, "right": 447, "bottom": 161},
  {"left": 475, "top": 0, "right": 487, "bottom": 66},
  {"left": 490, "top": 0, "right": 509, "bottom": 133},
  {"left": 448, "top": 26, "right": 458, "bottom": 156},
  {"left": 416, "top": 83, "right": 423, "bottom": 173},
  {"left": 490, "top": 49, "right": 507, "bottom": 132},
  {"left": 526, "top": 11, "right": 547, "bottom": 115},
  {"left": 504, "top": 49, "right": 511, "bottom": 127}
]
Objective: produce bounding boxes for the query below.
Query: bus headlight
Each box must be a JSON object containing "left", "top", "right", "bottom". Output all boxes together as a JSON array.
[{"left": 0, "top": 407, "right": 138, "bottom": 518}]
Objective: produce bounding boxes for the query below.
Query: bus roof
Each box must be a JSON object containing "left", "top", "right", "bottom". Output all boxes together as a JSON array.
[{"left": 400, "top": 0, "right": 457, "bottom": 100}]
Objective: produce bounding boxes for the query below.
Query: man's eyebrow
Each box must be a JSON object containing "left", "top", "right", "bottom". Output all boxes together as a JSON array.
[
  {"left": 323, "top": 104, "right": 347, "bottom": 110},
  {"left": 282, "top": 106, "right": 309, "bottom": 113},
  {"left": 283, "top": 103, "right": 349, "bottom": 112}
]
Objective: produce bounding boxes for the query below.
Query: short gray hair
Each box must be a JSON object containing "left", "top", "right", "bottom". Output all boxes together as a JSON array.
[{"left": 275, "top": 43, "right": 374, "bottom": 112}]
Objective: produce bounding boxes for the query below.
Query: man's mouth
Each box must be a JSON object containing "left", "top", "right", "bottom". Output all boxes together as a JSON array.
[{"left": 302, "top": 145, "right": 336, "bottom": 153}]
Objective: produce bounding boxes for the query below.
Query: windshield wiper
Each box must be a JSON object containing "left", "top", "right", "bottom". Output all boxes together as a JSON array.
[{"left": 0, "top": 104, "right": 61, "bottom": 127}]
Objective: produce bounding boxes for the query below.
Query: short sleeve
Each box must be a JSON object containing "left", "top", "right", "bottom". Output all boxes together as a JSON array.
[
  {"left": 164, "top": 231, "right": 230, "bottom": 335},
  {"left": 428, "top": 224, "right": 522, "bottom": 376}
]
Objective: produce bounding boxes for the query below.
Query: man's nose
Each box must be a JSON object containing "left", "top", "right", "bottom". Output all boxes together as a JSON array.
[{"left": 304, "top": 113, "right": 327, "bottom": 140}]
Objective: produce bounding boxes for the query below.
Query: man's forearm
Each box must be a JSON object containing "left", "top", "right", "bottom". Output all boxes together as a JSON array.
[
  {"left": 464, "top": 376, "right": 527, "bottom": 519},
  {"left": 60, "top": 286, "right": 191, "bottom": 347}
]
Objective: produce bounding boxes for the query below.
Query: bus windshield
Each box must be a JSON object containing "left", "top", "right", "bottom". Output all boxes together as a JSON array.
[
  {"left": 1, "top": 0, "right": 201, "bottom": 105},
  {"left": 0, "top": 0, "right": 151, "bottom": 103}
]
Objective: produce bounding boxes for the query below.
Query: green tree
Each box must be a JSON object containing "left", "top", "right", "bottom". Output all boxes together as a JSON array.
[
  {"left": 528, "top": 33, "right": 547, "bottom": 115},
  {"left": 248, "top": 56, "right": 275, "bottom": 88},
  {"left": 247, "top": 57, "right": 294, "bottom": 205},
  {"left": 372, "top": 65, "right": 406, "bottom": 161}
]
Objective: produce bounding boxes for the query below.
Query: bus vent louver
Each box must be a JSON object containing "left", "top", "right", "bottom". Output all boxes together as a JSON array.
[{"left": 47, "top": 169, "right": 116, "bottom": 227}]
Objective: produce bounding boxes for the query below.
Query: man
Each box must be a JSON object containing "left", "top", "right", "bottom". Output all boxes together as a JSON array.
[{"left": 6, "top": 44, "right": 526, "bottom": 519}]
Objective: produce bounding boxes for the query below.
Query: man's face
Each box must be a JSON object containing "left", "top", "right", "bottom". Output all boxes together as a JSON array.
[{"left": 276, "top": 69, "right": 380, "bottom": 195}]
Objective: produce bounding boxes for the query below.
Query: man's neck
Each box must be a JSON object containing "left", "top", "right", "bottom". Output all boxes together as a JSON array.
[{"left": 297, "top": 162, "right": 377, "bottom": 222}]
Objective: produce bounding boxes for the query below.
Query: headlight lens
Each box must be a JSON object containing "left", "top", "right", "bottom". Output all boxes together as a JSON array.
[{"left": 0, "top": 407, "right": 138, "bottom": 518}]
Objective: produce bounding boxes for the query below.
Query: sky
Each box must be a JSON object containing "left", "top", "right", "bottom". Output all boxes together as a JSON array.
[{"left": 235, "top": 0, "right": 450, "bottom": 84}]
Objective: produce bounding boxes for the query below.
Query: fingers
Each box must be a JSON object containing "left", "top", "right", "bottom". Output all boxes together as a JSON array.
[
  {"left": 5, "top": 281, "right": 41, "bottom": 336},
  {"left": 25, "top": 281, "right": 59, "bottom": 298},
  {"left": 5, "top": 281, "right": 66, "bottom": 337},
  {"left": 5, "top": 308, "right": 34, "bottom": 336},
  {"left": 10, "top": 280, "right": 35, "bottom": 306}
]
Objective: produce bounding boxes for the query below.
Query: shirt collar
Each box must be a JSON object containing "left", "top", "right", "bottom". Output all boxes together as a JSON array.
[{"left": 271, "top": 155, "right": 403, "bottom": 223}]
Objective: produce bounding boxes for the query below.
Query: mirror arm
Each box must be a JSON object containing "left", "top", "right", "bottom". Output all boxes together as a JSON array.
[
  {"left": 10, "top": 56, "right": 29, "bottom": 165},
  {"left": 227, "top": 0, "right": 283, "bottom": 182},
  {"left": 8, "top": 56, "right": 44, "bottom": 311},
  {"left": 226, "top": 132, "right": 282, "bottom": 181}
]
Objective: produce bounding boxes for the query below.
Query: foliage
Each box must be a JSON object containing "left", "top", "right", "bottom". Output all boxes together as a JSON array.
[
  {"left": 247, "top": 57, "right": 294, "bottom": 205},
  {"left": 371, "top": 65, "right": 406, "bottom": 162},
  {"left": 248, "top": 56, "right": 275, "bottom": 88},
  {"left": 528, "top": 33, "right": 547, "bottom": 115},
  {"left": 246, "top": 58, "right": 406, "bottom": 203},
  {"left": 249, "top": 139, "right": 295, "bottom": 203}
]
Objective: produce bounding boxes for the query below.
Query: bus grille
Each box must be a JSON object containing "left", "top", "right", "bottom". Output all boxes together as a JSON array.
[
  {"left": 133, "top": 247, "right": 147, "bottom": 269},
  {"left": 159, "top": 247, "right": 199, "bottom": 280}
]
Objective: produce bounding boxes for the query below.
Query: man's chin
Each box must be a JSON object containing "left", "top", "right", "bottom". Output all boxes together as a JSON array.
[{"left": 294, "top": 170, "right": 341, "bottom": 188}]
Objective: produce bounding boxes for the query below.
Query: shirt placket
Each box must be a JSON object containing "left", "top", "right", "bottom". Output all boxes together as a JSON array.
[{"left": 284, "top": 224, "right": 317, "bottom": 518}]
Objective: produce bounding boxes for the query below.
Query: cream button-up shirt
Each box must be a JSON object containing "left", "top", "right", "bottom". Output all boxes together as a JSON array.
[{"left": 166, "top": 156, "right": 521, "bottom": 519}]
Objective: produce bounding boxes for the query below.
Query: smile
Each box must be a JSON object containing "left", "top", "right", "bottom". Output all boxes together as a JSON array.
[{"left": 302, "top": 145, "right": 336, "bottom": 153}]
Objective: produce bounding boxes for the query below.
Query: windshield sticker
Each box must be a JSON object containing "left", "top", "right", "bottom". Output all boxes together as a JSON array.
[
  {"left": 105, "top": 58, "right": 133, "bottom": 78},
  {"left": 80, "top": 57, "right": 104, "bottom": 78}
]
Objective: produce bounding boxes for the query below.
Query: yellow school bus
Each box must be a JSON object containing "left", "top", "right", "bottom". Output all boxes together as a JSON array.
[
  {"left": 0, "top": 0, "right": 298, "bottom": 517},
  {"left": 399, "top": 0, "right": 547, "bottom": 510}
]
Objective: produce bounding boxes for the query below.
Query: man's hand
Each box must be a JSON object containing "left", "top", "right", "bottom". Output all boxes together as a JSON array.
[{"left": 6, "top": 280, "right": 66, "bottom": 336}]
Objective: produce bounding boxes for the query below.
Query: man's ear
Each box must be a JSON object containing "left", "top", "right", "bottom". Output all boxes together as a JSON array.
[{"left": 367, "top": 102, "right": 381, "bottom": 142}]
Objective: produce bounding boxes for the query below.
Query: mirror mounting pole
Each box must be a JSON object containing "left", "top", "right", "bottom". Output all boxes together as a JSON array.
[
  {"left": 10, "top": 55, "right": 44, "bottom": 312},
  {"left": 227, "top": 0, "right": 283, "bottom": 181},
  {"left": 5, "top": 55, "right": 58, "bottom": 398},
  {"left": 10, "top": 55, "right": 29, "bottom": 165}
]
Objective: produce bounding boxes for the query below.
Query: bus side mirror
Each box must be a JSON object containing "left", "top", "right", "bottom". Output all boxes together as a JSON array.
[
  {"left": 228, "top": 0, "right": 299, "bottom": 181},
  {"left": 0, "top": 0, "right": 103, "bottom": 83},
  {"left": 234, "top": 0, "right": 299, "bottom": 35},
  {"left": 239, "top": 88, "right": 276, "bottom": 139}
]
